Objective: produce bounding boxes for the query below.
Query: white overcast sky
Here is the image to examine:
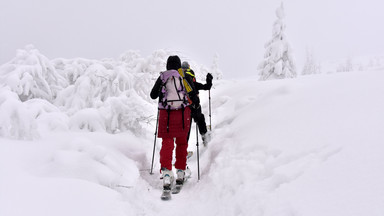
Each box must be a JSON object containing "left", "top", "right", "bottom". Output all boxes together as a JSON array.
[{"left": 1, "top": 0, "right": 383, "bottom": 78}]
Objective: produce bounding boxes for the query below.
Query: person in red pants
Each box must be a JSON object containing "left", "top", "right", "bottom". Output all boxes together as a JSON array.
[{"left": 150, "top": 55, "right": 198, "bottom": 190}]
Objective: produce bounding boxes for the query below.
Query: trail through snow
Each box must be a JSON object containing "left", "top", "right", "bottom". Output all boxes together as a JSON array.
[{"left": 1, "top": 70, "right": 384, "bottom": 216}]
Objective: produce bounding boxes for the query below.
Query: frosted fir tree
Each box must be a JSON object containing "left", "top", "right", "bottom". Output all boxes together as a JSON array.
[
  {"left": 258, "top": 3, "right": 297, "bottom": 80},
  {"left": 302, "top": 48, "right": 321, "bottom": 75},
  {"left": 337, "top": 57, "right": 354, "bottom": 72}
]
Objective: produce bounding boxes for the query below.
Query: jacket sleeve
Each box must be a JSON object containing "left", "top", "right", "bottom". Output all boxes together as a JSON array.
[
  {"left": 150, "top": 77, "right": 162, "bottom": 99},
  {"left": 189, "top": 69, "right": 212, "bottom": 91},
  {"left": 194, "top": 81, "right": 212, "bottom": 91}
]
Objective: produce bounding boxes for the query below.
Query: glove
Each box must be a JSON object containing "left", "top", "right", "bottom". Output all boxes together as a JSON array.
[{"left": 206, "top": 73, "right": 213, "bottom": 84}]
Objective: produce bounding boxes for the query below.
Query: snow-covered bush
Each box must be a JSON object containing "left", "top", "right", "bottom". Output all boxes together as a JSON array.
[
  {"left": 258, "top": 3, "right": 297, "bottom": 81},
  {"left": 0, "top": 87, "right": 39, "bottom": 139},
  {"left": 100, "top": 91, "right": 154, "bottom": 134},
  {"left": 0, "top": 46, "right": 219, "bottom": 139},
  {"left": 140, "top": 49, "right": 168, "bottom": 76},
  {"left": 52, "top": 58, "right": 93, "bottom": 85},
  {"left": 69, "top": 108, "right": 106, "bottom": 132},
  {"left": 55, "top": 63, "right": 129, "bottom": 112},
  {"left": 0, "top": 45, "right": 67, "bottom": 102}
]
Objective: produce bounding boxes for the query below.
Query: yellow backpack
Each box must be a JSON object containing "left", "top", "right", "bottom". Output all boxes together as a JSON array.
[{"left": 178, "top": 68, "right": 193, "bottom": 93}]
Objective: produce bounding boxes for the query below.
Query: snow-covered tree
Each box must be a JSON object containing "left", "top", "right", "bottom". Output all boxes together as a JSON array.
[
  {"left": 337, "top": 57, "right": 354, "bottom": 72},
  {"left": 258, "top": 2, "right": 297, "bottom": 81},
  {"left": 211, "top": 53, "right": 223, "bottom": 80},
  {"left": 302, "top": 48, "right": 321, "bottom": 75}
]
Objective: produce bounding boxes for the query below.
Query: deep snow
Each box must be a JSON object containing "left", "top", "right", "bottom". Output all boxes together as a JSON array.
[{"left": 1, "top": 50, "right": 384, "bottom": 215}]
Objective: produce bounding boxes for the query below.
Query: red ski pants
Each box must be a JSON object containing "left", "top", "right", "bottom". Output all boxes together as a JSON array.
[{"left": 160, "top": 136, "right": 188, "bottom": 171}]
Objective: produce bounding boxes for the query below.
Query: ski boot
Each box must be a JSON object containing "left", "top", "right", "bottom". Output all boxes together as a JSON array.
[{"left": 161, "top": 168, "right": 174, "bottom": 200}]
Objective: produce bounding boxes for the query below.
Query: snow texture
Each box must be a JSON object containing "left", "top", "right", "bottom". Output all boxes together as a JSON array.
[{"left": 1, "top": 45, "right": 384, "bottom": 216}]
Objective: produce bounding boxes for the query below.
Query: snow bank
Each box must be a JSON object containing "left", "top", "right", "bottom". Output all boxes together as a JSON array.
[{"left": 189, "top": 70, "right": 384, "bottom": 216}]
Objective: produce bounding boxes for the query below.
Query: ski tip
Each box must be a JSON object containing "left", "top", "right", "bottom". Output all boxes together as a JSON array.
[
  {"left": 171, "top": 187, "right": 181, "bottom": 194},
  {"left": 161, "top": 191, "right": 172, "bottom": 200},
  {"left": 161, "top": 196, "right": 171, "bottom": 201}
]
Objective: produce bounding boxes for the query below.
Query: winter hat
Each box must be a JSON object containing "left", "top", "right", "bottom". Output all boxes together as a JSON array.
[
  {"left": 181, "top": 61, "right": 190, "bottom": 69},
  {"left": 166, "top": 55, "right": 181, "bottom": 70}
]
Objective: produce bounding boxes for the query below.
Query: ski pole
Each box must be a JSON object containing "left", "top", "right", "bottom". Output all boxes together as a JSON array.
[
  {"left": 196, "top": 123, "right": 200, "bottom": 180},
  {"left": 209, "top": 90, "right": 212, "bottom": 131},
  {"left": 150, "top": 109, "right": 159, "bottom": 175}
]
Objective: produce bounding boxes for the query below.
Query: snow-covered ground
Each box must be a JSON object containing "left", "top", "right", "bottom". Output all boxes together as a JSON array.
[{"left": 1, "top": 47, "right": 384, "bottom": 215}]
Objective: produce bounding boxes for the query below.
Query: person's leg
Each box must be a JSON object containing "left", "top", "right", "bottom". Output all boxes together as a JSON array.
[
  {"left": 160, "top": 138, "right": 174, "bottom": 171},
  {"left": 174, "top": 136, "right": 188, "bottom": 170},
  {"left": 195, "top": 106, "right": 207, "bottom": 135}
]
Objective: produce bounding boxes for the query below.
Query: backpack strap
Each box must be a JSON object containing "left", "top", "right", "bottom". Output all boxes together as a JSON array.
[
  {"left": 166, "top": 106, "right": 170, "bottom": 132},
  {"left": 173, "top": 77, "right": 182, "bottom": 101},
  {"left": 185, "top": 69, "right": 195, "bottom": 78},
  {"left": 181, "top": 105, "right": 185, "bottom": 130}
]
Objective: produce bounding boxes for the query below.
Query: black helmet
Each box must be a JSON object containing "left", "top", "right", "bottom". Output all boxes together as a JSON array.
[{"left": 181, "top": 61, "right": 190, "bottom": 69}]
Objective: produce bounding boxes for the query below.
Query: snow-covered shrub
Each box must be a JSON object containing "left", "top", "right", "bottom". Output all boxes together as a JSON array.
[
  {"left": 55, "top": 62, "right": 132, "bottom": 113},
  {"left": 0, "top": 87, "right": 39, "bottom": 139},
  {"left": 26, "top": 98, "right": 69, "bottom": 132},
  {"left": 102, "top": 90, "right": 154, "bottom": 135},
  {"left": 258, "top": 3, "right": 297, "bottom": 81},
  {"left": 0, "top": 46, "right": 220, "bottom": 138},
  {"left": 52, "top": 50, "right": 171, "bottom": 134},
  {"left": 141, "top": 49, "right": 168, "bottom": 76},
  {"left": 52, "top": 58, "right": 93, "bottom": 85},
  {"left": 119, "top": 50, "right": 145, "bottom": 73},
  {"left": 69, "top": 108, "right": 106, "bottom": 132},
  {"left": 0, "top": 45, "right": 67, "bottom": 102}
]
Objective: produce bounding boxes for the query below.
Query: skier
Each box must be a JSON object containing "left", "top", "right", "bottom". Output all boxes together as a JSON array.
[
  {"left": 181, "top": 61, "right": 213, "bottom": 146},
  {"left": 150, "top": 55, "right": 198, "bottom": 199}
]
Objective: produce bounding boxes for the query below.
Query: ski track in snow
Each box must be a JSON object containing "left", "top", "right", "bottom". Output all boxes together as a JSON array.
[{"left": 131, "top": 77, "right": 346, "bottom": 216}]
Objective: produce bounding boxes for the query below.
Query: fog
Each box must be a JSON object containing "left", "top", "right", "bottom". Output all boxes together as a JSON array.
[{"left": 1, "top": 0, "right": 383, "bottom": 78}]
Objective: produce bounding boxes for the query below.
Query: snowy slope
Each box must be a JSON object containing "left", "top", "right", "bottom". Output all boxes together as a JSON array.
[{"left": 1, "top": 65, "right": 384, "bottom": 215}]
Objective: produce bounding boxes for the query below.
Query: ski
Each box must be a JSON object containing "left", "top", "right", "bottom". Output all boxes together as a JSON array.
[
  {"left": 171, "top": 166, "right": 191, "bottom": 194},
  {"left": 161, "top": 190, "right": 171, "bottom": 200},
  {"left": 171, "top": 182, "right": 183, "bottom": 194},
  {"left": 161, "top": 185, "right": 172, "bottom": 200}
]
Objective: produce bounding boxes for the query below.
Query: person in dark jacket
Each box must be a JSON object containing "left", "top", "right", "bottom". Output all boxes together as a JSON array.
[
  {"left": 181, "top": 61, "right": 213, "bottom": 146},
  {"left": 150, "top": 55, "right": 197, "bottom": 189}
]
